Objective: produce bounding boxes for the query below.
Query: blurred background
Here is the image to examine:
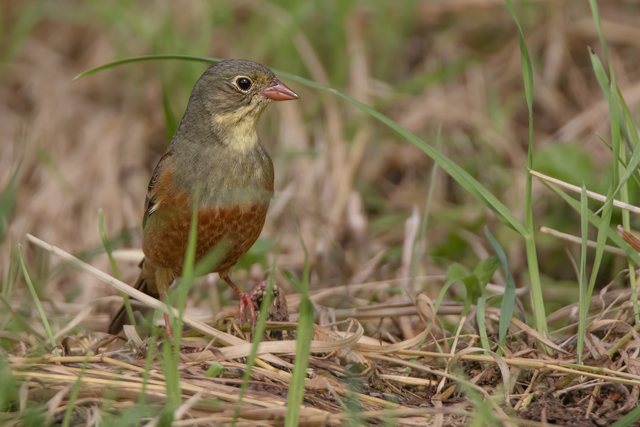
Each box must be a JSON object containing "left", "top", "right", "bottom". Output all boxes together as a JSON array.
[{"left": 2, "top": 0, "right": 640, "bottom": 328}]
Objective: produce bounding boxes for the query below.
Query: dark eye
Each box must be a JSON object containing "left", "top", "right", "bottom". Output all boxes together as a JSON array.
[{"left": 235, "top": 76, "right": 252, "bottom": 91}]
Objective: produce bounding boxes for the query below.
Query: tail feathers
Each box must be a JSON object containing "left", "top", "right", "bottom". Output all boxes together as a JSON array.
[{"left": 108, "top": 264, "right": 158, "bottom": 335}]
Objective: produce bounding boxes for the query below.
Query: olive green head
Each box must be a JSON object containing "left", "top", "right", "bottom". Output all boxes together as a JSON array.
[
  {"left": 177, "top": 59, "right": 297, "bottom": 151},
  {"left": 193, "top": 59, "right": 297, "bottom": 119}
]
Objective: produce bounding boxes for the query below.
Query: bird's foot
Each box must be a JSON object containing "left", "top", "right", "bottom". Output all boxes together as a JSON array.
[
  {"left": 238, "top": 292, "right": 257, "bottom": 325},
  {"left": 238, "top": 281, "right": 268, "bottom": 326}
]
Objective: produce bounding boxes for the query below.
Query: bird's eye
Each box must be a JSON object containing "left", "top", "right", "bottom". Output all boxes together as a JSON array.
[{"left": 235, "top": 76, "right": 253, "bottom": 92}]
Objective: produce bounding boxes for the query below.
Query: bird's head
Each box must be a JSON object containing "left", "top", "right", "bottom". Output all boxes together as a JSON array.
[{"left": 190, "top": 59, "right": 298, "bottom": 144}]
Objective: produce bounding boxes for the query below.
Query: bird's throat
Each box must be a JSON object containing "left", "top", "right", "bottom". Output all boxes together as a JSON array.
[{"left": 212, "top": 105, "right": 261, "bottom": 152}]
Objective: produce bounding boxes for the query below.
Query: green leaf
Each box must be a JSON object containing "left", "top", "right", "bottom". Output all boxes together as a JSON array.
[
  {"left": 445, "top": 263, "right": 470, "bottom": 283},
  {"left": 473, "top": 256, "right": 499, "bottom": 287},
  {"left": 281, "top": 268, "right": 303, "bottom": 292},
  {"left": 205, "top": 362, "right": 225, "bottom": 378},
  {"left": 476, "top": 296, "right": 491, "bottom": 353},
  {"left": 589, "top": 49, "right": 610, "bottom": 104},
  {"left": 443, "top": 263, "right": 481, "bottom": 313}
]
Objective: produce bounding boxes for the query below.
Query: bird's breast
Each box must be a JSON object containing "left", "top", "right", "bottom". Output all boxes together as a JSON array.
[
  {"left": 142, "top": 142, "right": 274, "bottom": 274},
  {"left": 142, "top": 201, "right": 270, "bottom": 274},
  {"left": 172, "top": 141, "right": 274, "bottom": 207}
]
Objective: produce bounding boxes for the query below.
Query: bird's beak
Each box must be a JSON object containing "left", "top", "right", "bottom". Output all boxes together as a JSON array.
[{"left": 261, "top": 79, "right": 298, "bottom": 101}]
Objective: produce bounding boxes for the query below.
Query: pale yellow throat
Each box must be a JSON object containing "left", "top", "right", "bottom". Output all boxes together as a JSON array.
[{"left": 213, "top": 104, "right": 261, "bottom": 152}]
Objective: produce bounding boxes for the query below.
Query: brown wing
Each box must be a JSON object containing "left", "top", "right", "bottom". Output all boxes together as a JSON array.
[{"left": 142, "top": 150, "right": 173, "bottom": 229}]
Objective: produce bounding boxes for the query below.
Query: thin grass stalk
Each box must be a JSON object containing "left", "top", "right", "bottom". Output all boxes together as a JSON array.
[
  {"left": 17, "top": 245, "right": 59, "bottom": 356},
  {"left": 583, "top": 4, "right": 637, "bottom": 317},
  {"left": 409, "top": 132, "right": 440, "bottom": 292},
  {"left": 617, "top": 101, "right": 640, "bottom": 323},
  {"left": 476, "top": 295, "right": 490, "bottom": 353},
  {"left": 617, "top": 135, "right": 639, "bottom": 324},
  {"left": 588, "top": 0, "right": 610, "bottom": 64},
  {"left": 506, "top": 0, "right": 547, "bottom": 341},
  {"left": 576, "top": 52, "right": 618, "bottom": 365},
  {"left": 577, "top": 187, "right": 589, "bottom": 364},
  {"left": 285, "top": 240, "right": 313, "bottom": 427},
  {"left": 484, "top": 227, "right": 516, "bottom": 354},
  {"left": 543, "top": 183, "right": 640, "bottom": 266}
]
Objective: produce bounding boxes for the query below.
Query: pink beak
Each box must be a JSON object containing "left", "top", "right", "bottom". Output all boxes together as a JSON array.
[{"left": 261, "top": 79, "right": 299, "bottom": 101}]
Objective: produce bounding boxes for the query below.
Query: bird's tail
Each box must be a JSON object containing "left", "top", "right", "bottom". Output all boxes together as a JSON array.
[{"left": 107, "top": 259, "right": 158, "bottom": 334}]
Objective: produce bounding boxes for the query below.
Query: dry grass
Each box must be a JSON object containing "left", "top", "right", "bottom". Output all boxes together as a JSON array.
[
  {"left": 3, "top": 0, "right": 640, "bottom": 425},
  {"left": 9, "top": 234, "right": 640, "bottom": 425}
]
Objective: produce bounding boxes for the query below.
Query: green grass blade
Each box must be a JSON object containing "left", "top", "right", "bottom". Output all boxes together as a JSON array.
[
  {"left": 476, "top": 295, "right": 490, "bottom": 353},
  {"left": 61, "top": 357, "right": 90, "bottom": 427},
  {"left": 73, "top": 54, "right": 220, "bottom": 80},
  {"left": 589, "top": 49, "right": 610, "bottom": 103},
  {"left": 410, "top": 132, "right": 441, "bottom": 292},
  {"left": 612, "top": 404, "right": 640, "bottom": 427},
  {"left": 588, "top": 1, "right": 640, "bottom": 324},
  {"left": 484, "top": 227, "right": 516, "bottom": 353},
  {"left": 17, "top": 245, "right": 59, "bottom": 355},
  {"left": 589, "top": 50, "right": 633, "bottom": 208},
  {"left": 161, "top": 338, "right": 180, "bottom": 423},
  {"left": 583, "top": 68, "right": 618, "bottom": 337},
  {"left": 0, "top": 167, "right": 19, "bottom": 243},
  {"left": 285, "top": 294, "right": 313, "bottom": 427},
  {"left": 577, "top": 186, "right": 589, "bottom": 364},
  {"left": 619, "top": 101, "right": 640, "bottom": 324},
  {"left": 285, "top": 242, "right": 313, "bottom": 427},
  {"left": 441, "top": 263, "right": 472, "bottom": 315},
  {"left": 588, "top": 0, "right": 610, "bottom": 64},
  {"left": 159, "top": 188, "right": 201, "bottom": 422},
  {"left": 544, "top": 183, "right": 640, "bottom": 266},
  {"left": 165, "top": 187, "right": 202, "bottom": 420},
  {"left": 506, "top": 0, "right": 547, "bottom": 341},
  {"left": 175, "top": 187, "right": 200, "bottom": 337},
  {"left": 139, "top": 335, "right": 157, "bottom": 406}
]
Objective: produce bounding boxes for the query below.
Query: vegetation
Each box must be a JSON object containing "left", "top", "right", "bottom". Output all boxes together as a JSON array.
[{"left": 2, "top": 0, "right": 640, "bottom": 425}]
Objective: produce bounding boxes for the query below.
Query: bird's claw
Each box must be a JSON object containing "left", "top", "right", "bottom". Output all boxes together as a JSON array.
[
  {"left": 237, "top": 281, "right": 268, "bottom": 327},
  {"left": 238, "top": 292, "right": 257, "bottom": 326}
]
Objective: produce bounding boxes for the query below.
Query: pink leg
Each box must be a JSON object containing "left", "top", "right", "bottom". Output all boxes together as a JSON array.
[
  {"left": 163, "top": 313, "right": 174, "bottom": 337},
  {"left": 220, "top": 272, "right": 257, "bottom": 324}
]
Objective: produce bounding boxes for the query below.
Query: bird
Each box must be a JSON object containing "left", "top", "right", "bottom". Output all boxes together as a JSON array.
[{"left": 108, "top": 59, "right": 298, "bottom": 335}]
